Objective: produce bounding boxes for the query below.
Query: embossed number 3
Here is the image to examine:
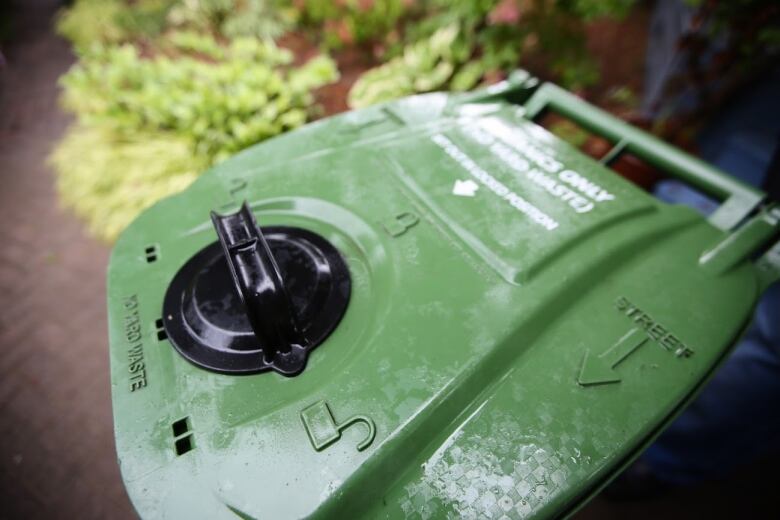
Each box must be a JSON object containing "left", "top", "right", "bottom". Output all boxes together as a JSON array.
[{"left": 382, "top": 211, "right": 419, "bottom": 238}]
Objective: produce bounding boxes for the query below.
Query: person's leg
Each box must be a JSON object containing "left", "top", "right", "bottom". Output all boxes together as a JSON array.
[{"left": 640, "top": 283, "right": 780, "bottom": 485}]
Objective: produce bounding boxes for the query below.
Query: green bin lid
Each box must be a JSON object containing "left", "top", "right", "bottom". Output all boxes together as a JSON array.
[{"left": 107, "top": 73, "right": 780, "bottom": 519}]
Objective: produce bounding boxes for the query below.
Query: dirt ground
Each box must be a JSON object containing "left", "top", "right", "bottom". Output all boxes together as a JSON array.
[{"left": 0, "top": 1, "right": 777, "bottom": 519}]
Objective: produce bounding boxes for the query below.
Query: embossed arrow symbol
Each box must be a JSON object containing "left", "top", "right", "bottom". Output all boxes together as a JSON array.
[{"left": 578, "top": 328, "right": 648, "bottom": 386}]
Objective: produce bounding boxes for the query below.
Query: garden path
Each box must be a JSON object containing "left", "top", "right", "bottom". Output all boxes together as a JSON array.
[{"left": 0, "top": 0, "right": 135, "bottom": 517}]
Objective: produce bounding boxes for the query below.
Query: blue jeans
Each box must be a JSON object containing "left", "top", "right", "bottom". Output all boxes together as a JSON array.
[
  {"left": 640, "top": 0, "right": 780, "bottom": 485},
  {"left": 642, "top": 280, "right": 780, "bottom": 485}
]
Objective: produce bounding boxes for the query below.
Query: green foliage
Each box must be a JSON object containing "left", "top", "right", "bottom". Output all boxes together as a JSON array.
[
  {"left": 51, "top": 0, "right": 646, "bottom": 241},
  {"left": 605, "top": 85, "right": 639, "bottom": 108},
  {"left": 548, "top": 119, "right": 589, "bottom": 149},
  {"left": 60, "top": 35, "right": 336, "bottom": 162},
  {"left": 55, "top": 0, "right": 130, "bottom": 48},
  {"left": 568, "top": 0, "right": 636, "bottom": 20},
  {"left": 292, "top": 0, "right": 413, "bottom": 49},
  {"left": 348, "top": 0, "right": 638, "bottom": 108},
  {"left": 167, "top": 0, "right": 294, "bottom": 40},
  {"left": 114, "top": 0, "right": 178, "bottom": 39},
  {"left": 50, "top": 125, "right": 207, "bottom": 242},
  {"left": 166, "top": 29, "right": 226, "bottom": 58},
  {"left": 56, "top": 0, "right": 291, "bottom": 48},
  {"left": 52, "top": 2, "right": 337, "bottom": 242},
  {"left": 55, "top": 0, "right": 178, "bottom": 48},
  {"left": 348, "top": 26, "right": 468, "bottom": 108}
]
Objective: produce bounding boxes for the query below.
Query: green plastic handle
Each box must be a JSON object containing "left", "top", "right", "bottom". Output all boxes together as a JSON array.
[{"left": 522, "top": 83, "right": 765, "bottom": 231}]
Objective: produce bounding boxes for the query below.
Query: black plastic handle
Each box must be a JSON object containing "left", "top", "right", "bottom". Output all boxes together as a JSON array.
[{"left": 211, "top": 203, "right": 303, "bottom": 360}]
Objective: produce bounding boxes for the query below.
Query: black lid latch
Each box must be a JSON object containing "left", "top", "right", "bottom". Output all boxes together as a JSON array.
[{"left": 162, "top": 202, "right": 351, "bottom": 376}]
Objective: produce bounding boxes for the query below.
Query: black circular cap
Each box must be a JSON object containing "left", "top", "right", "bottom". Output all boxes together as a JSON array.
[{"left": 163, "top": 204, "right": 350, "bottom": 376}]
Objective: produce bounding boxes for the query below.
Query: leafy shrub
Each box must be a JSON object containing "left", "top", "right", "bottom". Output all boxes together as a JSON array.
[
  {"left": 50, "top": 125, "right": 207, "bottom": 242},
  {"left": 167, "top": 0, "right": 294, "bottom": 40},
  {"left": 56, "top": 0, "right": 292, "bottom": 48},
  {"left": 55, "top": 0, "right": 131, "bottom": 48},
  {"left": 55, "top": 0, "right": 177, "bottom": 48},
  {"left": 292, "top": 0, "right": 414, "bottom": 49},
  {"left": 348, "top": 0, "right": 637, "bottom": 108},
  {"left": 348, "top": 26, "right": 470, "bottom": 108},
  {"left": 60, "top": 35, "right": 337, "bottom": 162},
  {"left": 52, "top": 22, "right": 337, "bottom": 241}
]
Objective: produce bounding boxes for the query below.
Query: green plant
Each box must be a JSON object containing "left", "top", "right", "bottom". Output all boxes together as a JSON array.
[
  {"left": 348, "top": 26, "right": 469, "bottom": 108},
  {"left": 55, "top": 0, "right": 129, "bottom": 48},
  {"left": 292, "top": 0, "right": 414, "bottom": 49},
  {"left": 348, "top": 0, "right": 637, "bottom": 108},
  {"left": 114, "top": 0, "right": 178, "bottom": 39},
  {"left": 50, "top": 125, "right": 207, "bottom": 242},
  {"left": 166, "top": 29, "right": 226, "bottom": 58},
  {"left": 56, "top": 0, "right": 291, "bottom": 49},
  {"left": 56, "top": 0, "right": 177, "bottom": 48},
  {"left": 60, "top": 34, "right": 337, "bottom": 163},
  {"left": 547, "top": 118, "right": 590, "bottom": 149},
  {"left": 53, "top": 28, "right": 337, "bottom": 241},
  {"left": 167, "top": 0, "right": 294, "bottom": 40}
]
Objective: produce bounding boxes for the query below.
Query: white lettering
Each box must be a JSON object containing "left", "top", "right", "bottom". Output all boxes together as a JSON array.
[
  {"left": 558, "top": 170, "right": 615, "bottom": 203},
  {"left": 432, "top": 134, "right": 559, "bottom": 231},
  {"left": 476, "top": 117, "right": 617, "bottom": 209}
]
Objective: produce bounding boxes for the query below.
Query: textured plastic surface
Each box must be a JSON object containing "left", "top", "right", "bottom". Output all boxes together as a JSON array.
[{"left": 107, "top": 74, "right": 780, "bottom": 519}]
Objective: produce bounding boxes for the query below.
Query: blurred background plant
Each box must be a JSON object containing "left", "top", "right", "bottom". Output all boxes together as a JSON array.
[
  {"left": 60, "top": 38, "right": 335, "bottom": 162},
  {"left": 52, "top": 0, "right": 337, "bottom": 241},
  {"left": 52, "top": 0, "right": 774, "bottom": 242},
  {"left": 291, "top": 0, "right": 417, "bottom": 50},
  {"left": 167, "top": 0, "right": 296, "bottom": 40},
  {"left": 54, "top": 0, "right": 296, "bottom": 48},
  {"left": 348, "top": 0, "right": 637, "bottom": 107},
  {"left": 55, "top": 0, "right": 175, "bottom": 48}
]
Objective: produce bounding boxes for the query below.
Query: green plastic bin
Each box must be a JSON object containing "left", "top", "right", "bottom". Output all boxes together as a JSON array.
[{"left": 107, "top": 71, "right": 780, "bottom": 519}]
